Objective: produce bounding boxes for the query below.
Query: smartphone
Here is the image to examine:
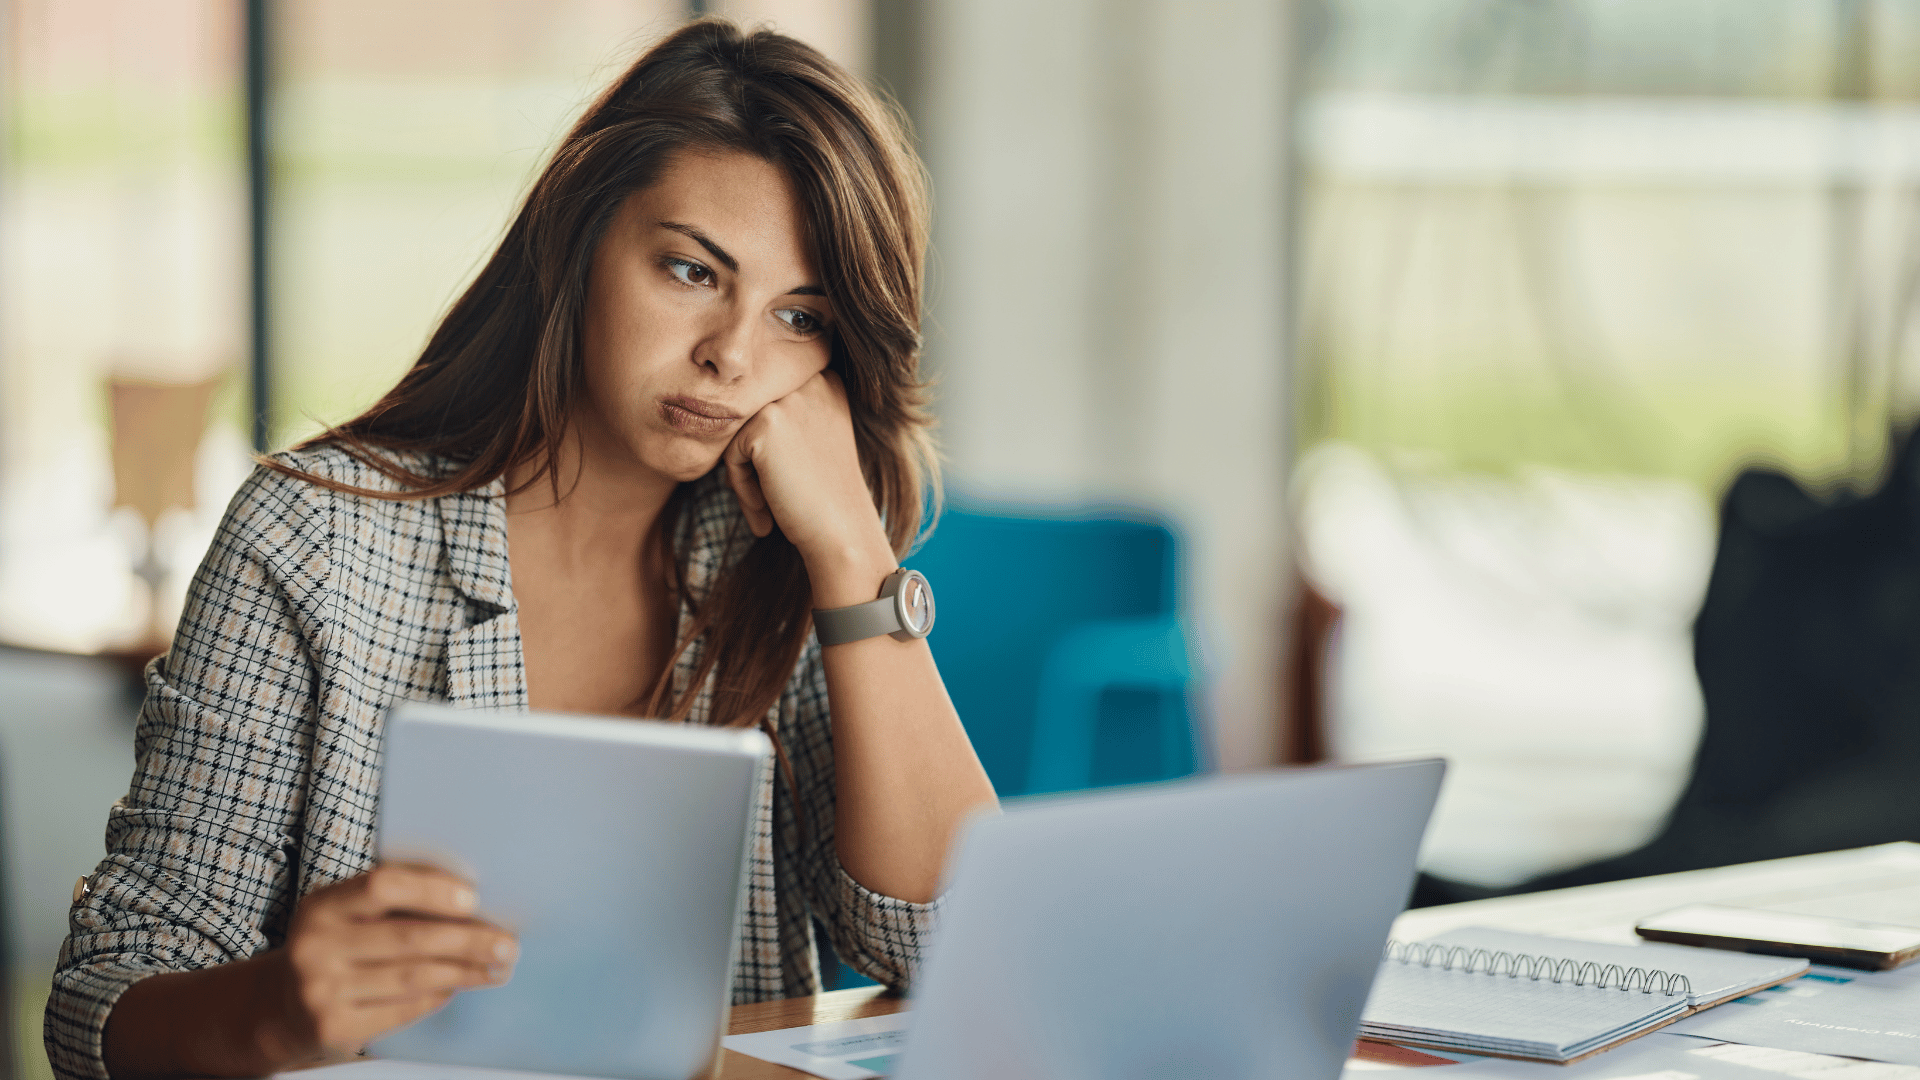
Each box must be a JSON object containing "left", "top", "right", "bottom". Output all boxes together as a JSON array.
[{"left": 1636, "top": 903, "right": 1920, "bottom": 970}]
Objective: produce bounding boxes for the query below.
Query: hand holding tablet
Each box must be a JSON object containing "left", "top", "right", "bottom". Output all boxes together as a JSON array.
[
  {"left": 369, "top": 702, "right": 771, "bottom": 1080},
  {"left": 267, "top": 862, "right": 518, "bottom": 1059}
]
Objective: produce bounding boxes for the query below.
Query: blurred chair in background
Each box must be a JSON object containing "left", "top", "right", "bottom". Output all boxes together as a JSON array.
[
  {"left": 1026, "top": 613, "right": 1195, "bottom": 795},
  {"left": 105, "top": 375, "right": 219, "bottom": 671},
  {"left": 818, "top": 498, "right": 1209, "bottom": 988},
  {"left": 1282, "top": 574, "right": 1340, "bottom": 766},
  {"left": 910, "top": 499, "right": 1206, "bottom": 798}
]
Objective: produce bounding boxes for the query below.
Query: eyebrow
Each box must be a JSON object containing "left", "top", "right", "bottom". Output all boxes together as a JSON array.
[{"left": 656, "top": 220, "right": 827, "bottom": 299}]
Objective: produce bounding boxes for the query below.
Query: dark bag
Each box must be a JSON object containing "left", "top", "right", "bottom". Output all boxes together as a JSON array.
[{"left": 1427, "top": 435, "right": 1920, "bottom": 902}]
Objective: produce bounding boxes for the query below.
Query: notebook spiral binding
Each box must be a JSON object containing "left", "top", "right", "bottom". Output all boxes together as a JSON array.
[{"left": 1382, "top": 940, "right": 1695, "bottom": 998}]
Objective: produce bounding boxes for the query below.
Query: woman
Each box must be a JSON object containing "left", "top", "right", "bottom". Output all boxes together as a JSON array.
[{"left": 48, "top": 19, "right": 996, "bottom": 1080}]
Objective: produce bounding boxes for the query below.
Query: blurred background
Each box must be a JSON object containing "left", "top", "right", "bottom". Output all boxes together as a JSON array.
[{"left": 4, "top": 0, "right": 1920, "bottom": 1075}]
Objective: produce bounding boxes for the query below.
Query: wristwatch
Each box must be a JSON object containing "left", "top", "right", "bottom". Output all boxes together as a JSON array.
[{"left": 813, "top": 568, "right": 936, "bottom": 645}]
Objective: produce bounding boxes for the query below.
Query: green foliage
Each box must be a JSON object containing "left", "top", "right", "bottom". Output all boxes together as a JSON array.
[{"left": 1300, "top": 365, "right": 1873, "bottom": 498}]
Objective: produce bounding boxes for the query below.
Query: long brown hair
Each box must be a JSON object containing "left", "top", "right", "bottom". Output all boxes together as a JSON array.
[{"left": 269, "top": 18, "right": 938, "bottom": 730}]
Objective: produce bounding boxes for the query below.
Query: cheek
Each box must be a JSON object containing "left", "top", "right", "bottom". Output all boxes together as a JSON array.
[
  {"left": 583, "top": 295, "right": 684, "bottom": 411},
  {"left": 580, "top": 342, "right": 646, "bottom": 435},
  {"left": 783, "top": 341, "right": 834, "bottom": 391}
]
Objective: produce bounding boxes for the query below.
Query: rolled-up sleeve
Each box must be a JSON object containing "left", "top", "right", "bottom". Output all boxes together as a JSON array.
[
  {"left": 46, "top": 465, "right": 332, "bottom": 1080},
  {"left": 827, "top": 863, "right": 942, "bottom": 988}
]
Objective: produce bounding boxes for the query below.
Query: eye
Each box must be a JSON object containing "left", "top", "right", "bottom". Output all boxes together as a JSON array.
[
  {"left": 776, "top": 308, "right": 825, "bottom": 336},
  {"left": 663, "top": 256, "right": 714, "bottom": 287}
]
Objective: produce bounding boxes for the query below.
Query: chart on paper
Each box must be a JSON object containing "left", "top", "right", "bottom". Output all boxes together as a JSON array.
[
  {"left": 1671, "top": 960, "right": 1920, "bottom": 1067},
  {"left": 722, "top": 1013, "right": 911, "bottom": 1079}
]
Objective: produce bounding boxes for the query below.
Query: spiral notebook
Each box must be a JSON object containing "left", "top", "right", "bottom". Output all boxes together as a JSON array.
[{"left": 1359, "top": 927, "right": 1810, "bottom": 1064}]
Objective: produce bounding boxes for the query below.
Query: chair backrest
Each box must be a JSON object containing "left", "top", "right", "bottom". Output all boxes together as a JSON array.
[{"left": 910, "top": 498, "right": 1202, "bottom": 797}]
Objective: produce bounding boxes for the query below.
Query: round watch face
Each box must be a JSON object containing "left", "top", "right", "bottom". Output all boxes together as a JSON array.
[{"left": 898, "top": 571, "right": 934, "bottom": 636}]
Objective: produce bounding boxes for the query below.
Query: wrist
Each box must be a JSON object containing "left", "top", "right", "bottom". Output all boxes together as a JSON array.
[
  {"left": 803, "top": 537, "right": 900, "bottom": 610},
  {"left": 104, "top": 953, "right": 312, "bottom": 1080},
  {"left": 244, "top": 950, "right": 318, "bottom": 1070}
]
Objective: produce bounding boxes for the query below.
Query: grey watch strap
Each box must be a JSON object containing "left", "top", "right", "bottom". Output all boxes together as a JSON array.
[
  {"left": 814, "top": 568, "right": 934, "bottom": 646},
  {"left": 812, "top": 595, "right": 902, "bottom": 646}
]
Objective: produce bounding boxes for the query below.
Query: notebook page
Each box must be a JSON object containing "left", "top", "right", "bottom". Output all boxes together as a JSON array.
[
  {"left": 1426, "top": 927, "right": 1808, "bottom": 1006},
  {"left": 1362, "top": 961, "right": 1686, "bottom": 1059}
]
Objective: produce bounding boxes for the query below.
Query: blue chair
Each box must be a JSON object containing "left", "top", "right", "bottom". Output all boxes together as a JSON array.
[
  {"left": 909, "top": 498, "right": 1207, "bottom": 797},
  {"left": 1027, "top": 613, "right": 1196, "bottom": 795},
  {"left": 818, "top": 498, "right": 1208, "bottom": 989}
]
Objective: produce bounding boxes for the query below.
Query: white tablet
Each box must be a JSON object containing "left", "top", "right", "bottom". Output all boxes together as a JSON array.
[{"left": 370, "top": 702, "right": 770, "bottom": 1080}]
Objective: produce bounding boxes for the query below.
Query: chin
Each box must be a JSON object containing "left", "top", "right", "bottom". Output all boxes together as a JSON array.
[{"left": 644, "top": 439, "right": 727, "bottom": 484}]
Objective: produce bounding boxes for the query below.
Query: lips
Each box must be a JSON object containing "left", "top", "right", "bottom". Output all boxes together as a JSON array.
[{"left": 659, "top": 395, "right": 742, "bottom": 438}]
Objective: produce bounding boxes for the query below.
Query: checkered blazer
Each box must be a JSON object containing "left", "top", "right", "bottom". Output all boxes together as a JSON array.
[{"left": 46, "top": 443, "right": 939, "bottom": 1080}]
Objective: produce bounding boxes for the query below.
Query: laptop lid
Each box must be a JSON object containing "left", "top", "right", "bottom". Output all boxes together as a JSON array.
[
  {"left": 894, "top": 758, "right": 1445, "bottom": 1080},
  {"left": 371, "top": 702, "right": 770, "bottom": 1080}
]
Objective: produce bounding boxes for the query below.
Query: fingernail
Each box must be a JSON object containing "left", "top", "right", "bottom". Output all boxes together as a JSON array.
[
  {"left": 494, "top": 939, "right": 518, "bottom": 963},
  {"left": 487, "top": 964, "right": 511, "bottom": 984},
  {"left": 452, "top": 886, "right": 476, "bottom": 912}
]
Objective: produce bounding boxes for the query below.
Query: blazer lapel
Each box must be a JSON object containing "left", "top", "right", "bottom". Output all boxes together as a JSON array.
[{"left": 436, "top": 478, "right": 528, "bottom": 710}]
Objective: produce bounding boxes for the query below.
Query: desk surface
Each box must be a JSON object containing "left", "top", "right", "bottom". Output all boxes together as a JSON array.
[
  {"left": 1391, "top": 840, "right": 1920, "bottom": 945},
  {"left": 719, "top": 987, "right": 904, "bottom": 1079},
  {"left": 715, "top": 842, "right": 1920, "bottom": 1077}
]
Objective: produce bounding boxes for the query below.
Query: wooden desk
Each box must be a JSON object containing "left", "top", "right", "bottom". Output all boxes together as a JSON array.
[
  {"left": 718, "top": 987, "right": 905, "bottom": 1079},
  {"left": 713, "top": 843, "right": 1920, "bottom": 1077}
]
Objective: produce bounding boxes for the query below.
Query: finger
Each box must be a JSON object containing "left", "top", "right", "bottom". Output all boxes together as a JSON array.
[
  {"left": 337, "top": 918, "right": 518, "bottom": 968},
  {"left": 348, "top": 957, "right": 505, "bottom": 1002},
  {"left": 731, "top": 469, "right": 772, "bottom": 538},
  {"left": 332, "top": 864, "right": 479, "bottom": 922},
  {"left": 723, "top": 442, "right": 774, "bottom": 539}
]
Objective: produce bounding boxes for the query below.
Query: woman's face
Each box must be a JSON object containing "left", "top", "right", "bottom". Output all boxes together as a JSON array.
[{"left": 579, "top": 149, "right": 835, "bottom": 483}]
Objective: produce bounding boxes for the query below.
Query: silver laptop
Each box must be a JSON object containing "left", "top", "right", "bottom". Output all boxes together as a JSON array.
[
  {"left": 372, "top": 703, "right": 769, "bottom": 1080},
  {"left": 895, "top": 758, "right": 1445, "bottom": 1080}
]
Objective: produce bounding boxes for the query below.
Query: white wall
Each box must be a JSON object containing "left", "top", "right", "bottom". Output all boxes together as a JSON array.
[
  {"left": 714, "top": 0, "right": 871, "bottom": 76},
  {"left": 916, "top": 0, "right": 1296, "bottom": 769}
]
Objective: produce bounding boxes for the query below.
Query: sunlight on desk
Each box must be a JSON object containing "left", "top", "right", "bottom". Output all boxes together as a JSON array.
[{"left": 1393, "top": 842, "right": 1920, "bottom": 945}]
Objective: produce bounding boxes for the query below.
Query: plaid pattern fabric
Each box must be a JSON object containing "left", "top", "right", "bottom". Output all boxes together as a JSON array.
[{"left": 46, "top": 444, "right": 940, "bottom": 1080}]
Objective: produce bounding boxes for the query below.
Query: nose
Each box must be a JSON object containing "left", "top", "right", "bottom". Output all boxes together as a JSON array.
[{"left": 694, "top": 302, "right": 755, "bottom": 382}]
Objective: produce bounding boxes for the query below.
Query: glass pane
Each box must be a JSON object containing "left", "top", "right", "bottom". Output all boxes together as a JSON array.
[
  {"left": 272, "top": 0, "right": 685, "bottom": 445},
  {"left": 0, "top": 0, "right": 250, "bottom": 654},
  {"left": 1294, "top": 0, "right": 1920, "bottom": 887}
]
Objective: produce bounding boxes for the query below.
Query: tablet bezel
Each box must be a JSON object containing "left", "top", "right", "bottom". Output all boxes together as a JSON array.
[{"left": 371, "top": 701, "right": 771, "bottom": 1079}]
